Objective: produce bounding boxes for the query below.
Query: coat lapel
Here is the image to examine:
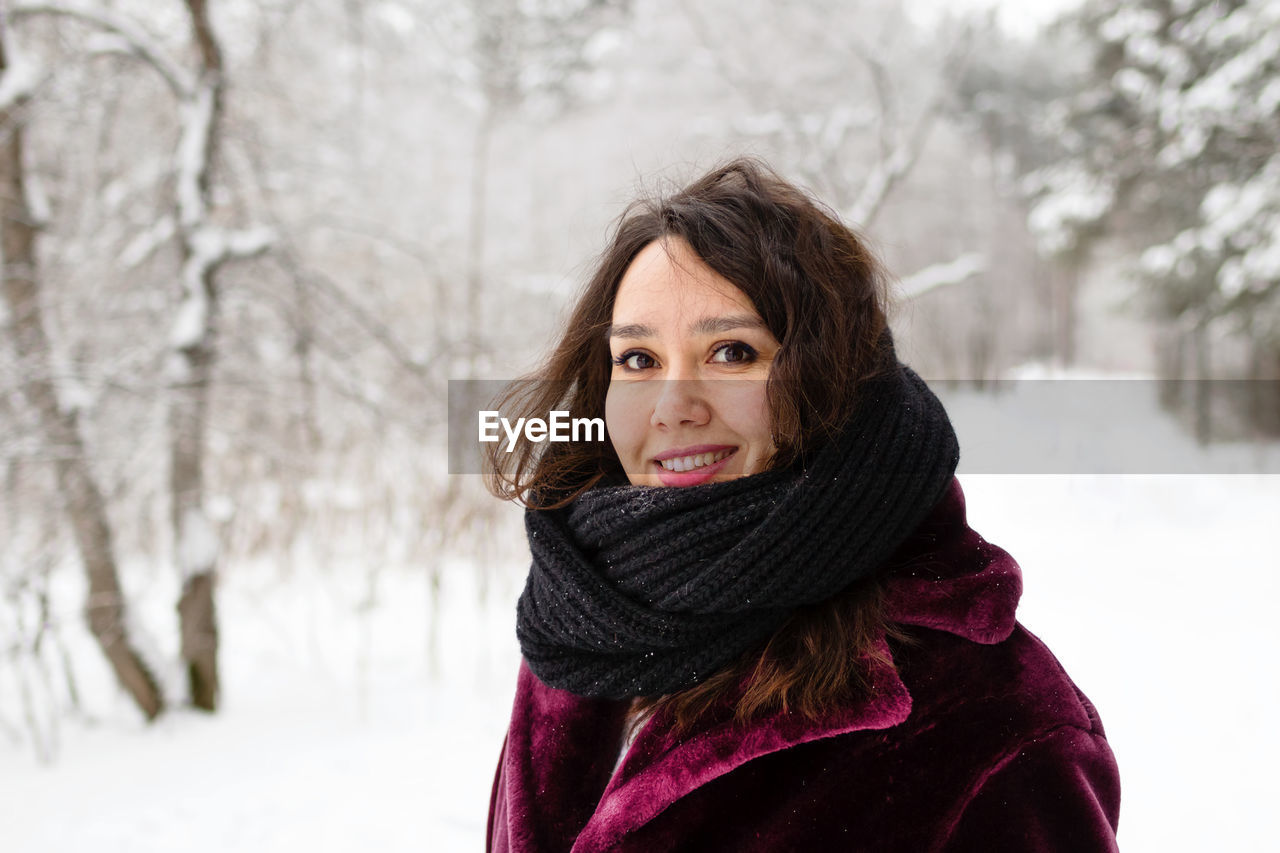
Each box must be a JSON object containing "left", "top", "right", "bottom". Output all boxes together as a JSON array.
[
  {"left": 569, "top": 644, "right": 912, "bottom": 851},
  {"left": 500, "top": 661, "right": 630, "bottom": 853},
  {"left": 882, "top": 479, "right": 1022, "bottom": 645}
]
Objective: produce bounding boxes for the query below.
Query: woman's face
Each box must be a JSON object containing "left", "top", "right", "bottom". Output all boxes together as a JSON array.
[{"left": 605, "top": 238, "right": 781, "bottom": 487}]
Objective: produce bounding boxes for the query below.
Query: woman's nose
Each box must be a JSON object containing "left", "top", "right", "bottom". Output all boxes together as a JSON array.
[{"left": 650, "top": 378, "right": 711, "bottom": 429}]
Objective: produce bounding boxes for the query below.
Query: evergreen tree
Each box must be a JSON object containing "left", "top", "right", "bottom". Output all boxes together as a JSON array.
[{"left": 1028, "top": 0, "right": 1279, "bottom": 350}]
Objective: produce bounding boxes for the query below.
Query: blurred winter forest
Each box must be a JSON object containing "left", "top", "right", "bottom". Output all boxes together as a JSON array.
[{"left": 1, "top": 0, "right": 1277, "bottom": 760}]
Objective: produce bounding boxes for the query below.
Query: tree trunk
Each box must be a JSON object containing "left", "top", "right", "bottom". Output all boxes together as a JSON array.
[
  {"left": 1245, "top": 328, "right": 1280, "bottom": 437},
  {"left": 170, "top": 334, "right": 220, "bottom": 710},
  {"left": 465, "top": 105, "right": 495, "bottom": 366},
  {"left": 1192, "top": 316, "right": 1211, "bottom": 445},
  {"left": 1156, "top": 323, "right": 1184, "bottom": 410},
  {"left": 1053, "top": 257, "right": 1079, "bottom": 368},
  {"left": 0, "top": 37, "right": 164, "bottom": 720},
  {"left": 171, "top": 0, "right": 226, "bottom": 711}
]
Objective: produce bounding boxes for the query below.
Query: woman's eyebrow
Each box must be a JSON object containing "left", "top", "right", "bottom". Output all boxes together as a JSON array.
[
  {"left": 606, "top": 314, "right": 765, "bottom": 340},
  {"left": 607, "top": 322, "right": 656, "bottom": 340},
  {"left": 689, "top": 314, "right": 766, "bottom": 335}
]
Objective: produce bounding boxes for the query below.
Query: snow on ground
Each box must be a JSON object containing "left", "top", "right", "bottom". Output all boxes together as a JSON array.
[
  {"left": 3, "top": 556, "right": 523, "bottom": 853},
  {"left": 4, "top": 379, "right": 1278, "bottom": 852}
]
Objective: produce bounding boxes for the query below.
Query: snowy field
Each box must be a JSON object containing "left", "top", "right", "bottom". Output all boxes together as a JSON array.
[{"left": 5, "top": 408, "right": 1279, "bottom": 851}]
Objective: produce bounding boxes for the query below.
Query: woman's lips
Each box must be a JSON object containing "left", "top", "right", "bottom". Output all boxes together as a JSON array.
[{"left": 652, "top": 447, "right": 737, "bottom": 486}]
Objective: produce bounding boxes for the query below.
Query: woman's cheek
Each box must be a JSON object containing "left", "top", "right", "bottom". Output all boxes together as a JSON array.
[
  {"left": 605, "top": 384, "right": 646, "bottom": 475},
  {"left": 718, "top": 383, "right": 774, "bottom": 475},
  {"left": 716, "top": 382, "right": 771, "bottom": 434}
]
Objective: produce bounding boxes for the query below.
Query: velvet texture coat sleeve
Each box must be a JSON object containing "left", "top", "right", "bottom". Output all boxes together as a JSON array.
[
  {"left": 941, "top": 723, "right": 1121, "bottom": 852},
  {"left": 487, "top": 480, "right": 1121, "bottom": 852}
]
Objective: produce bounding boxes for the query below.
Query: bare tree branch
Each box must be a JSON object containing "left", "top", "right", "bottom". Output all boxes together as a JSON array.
[
  {"left": 845, "top": 30, "right": 974, "bottom": 228},
  {"left": 11, "top": 2, "right": 194, "bottom": 98},
  {"left": 266, "top": 246, "right": 442, "bottom": 384},
  {"left": 844, "top": 99, "right": 937, "bottom": 227},
  {"left": 898, "top": 252, "right": 986, "bottom": 300}
]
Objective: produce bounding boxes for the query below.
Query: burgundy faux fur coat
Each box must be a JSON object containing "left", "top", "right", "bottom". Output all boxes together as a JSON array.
[{"left": 487, "top": 480, "right": 1121, "bottom": 852}]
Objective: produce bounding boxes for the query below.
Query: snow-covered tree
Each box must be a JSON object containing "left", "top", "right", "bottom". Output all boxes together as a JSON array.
[
  {"left": 946, "top": 12, "right": 1090, "bottom": 365},
  {"left": 1, "top": 3, "right": 166, "bottom": 722},
  {"left": 678, "top": 0, "right": 955, "bottom": 230},
  {"left": 11, "top": 0, "right": 280, "bottom": 711},
  {"left": 428, "top": 0, "right": 629, "bottom": 373},
  {"left": 1024, "top": 0, "right": 1280, "bottom": 375}
]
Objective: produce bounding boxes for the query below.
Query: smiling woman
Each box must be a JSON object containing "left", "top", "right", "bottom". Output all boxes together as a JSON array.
[
  {"left": 605, "top": 238, "right": 781, "bottom": 487},
  {"left": 482, "top": 159, "right": 1120, "bottom": 852}
]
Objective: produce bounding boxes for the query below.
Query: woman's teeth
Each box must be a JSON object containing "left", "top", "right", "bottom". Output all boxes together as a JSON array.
[{"left": 659, "top": 449, "right": 734, "bottom": 472}]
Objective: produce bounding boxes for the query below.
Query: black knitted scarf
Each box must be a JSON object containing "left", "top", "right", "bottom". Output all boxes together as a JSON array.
[{"left": 516, "top": 362, "right": 959, "bottom": 699}]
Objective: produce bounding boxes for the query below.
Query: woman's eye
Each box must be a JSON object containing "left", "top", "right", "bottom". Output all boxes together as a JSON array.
[
  {"left": 711, "top": 342, "right": 757, "bottom": 364},
  {"left": 613, "top": 351, "right": 655, "bottom": 370}
]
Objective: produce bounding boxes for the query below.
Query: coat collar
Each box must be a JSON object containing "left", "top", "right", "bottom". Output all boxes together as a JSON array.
[
  {"left": 882, "top": 478, "right": 1023, "bottom": 644},
  {"left": 500, "top": 478, "right": 1022, "bottom": 852}
]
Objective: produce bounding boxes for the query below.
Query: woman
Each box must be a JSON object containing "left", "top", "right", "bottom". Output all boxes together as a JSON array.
[{"left": 484, "top": 159, "right": 1120, "bottom": 851}]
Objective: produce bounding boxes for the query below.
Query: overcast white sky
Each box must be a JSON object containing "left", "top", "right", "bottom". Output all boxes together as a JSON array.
[{"left": 905, "top": 0, "right": 1085, "bottom": 36}]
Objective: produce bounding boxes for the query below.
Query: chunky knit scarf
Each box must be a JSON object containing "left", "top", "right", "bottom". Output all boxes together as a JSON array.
[{"left": 516, "top": 362, "right": 959, "bottom": 699}]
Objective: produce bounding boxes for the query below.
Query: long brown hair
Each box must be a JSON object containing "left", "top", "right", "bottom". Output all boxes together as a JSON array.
[{"left": 486, "top": 157, "right": 906, "bottom": 735}]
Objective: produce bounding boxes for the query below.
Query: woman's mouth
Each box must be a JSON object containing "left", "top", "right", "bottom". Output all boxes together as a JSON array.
[{"left": 652, "top": 447, "right": 737, "bottom": 486}]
